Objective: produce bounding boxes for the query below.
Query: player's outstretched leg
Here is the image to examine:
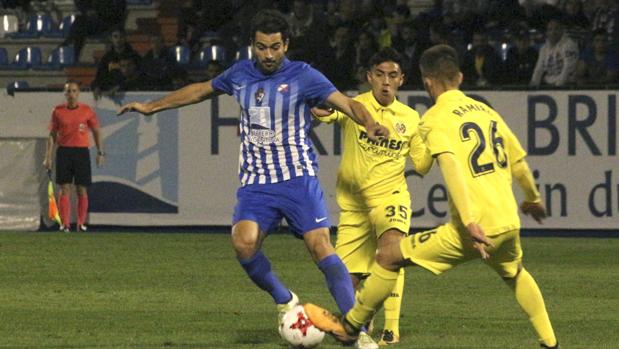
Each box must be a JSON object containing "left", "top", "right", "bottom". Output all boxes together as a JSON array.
[
  {"left": 379, "top": 268, "right": 405, "bottom": 346},
  {"left": 304, "top": 303, "right": 359, "bottom": 345},
  {"left": 504, "top": 268, "right": 558, "bottom": 348}
]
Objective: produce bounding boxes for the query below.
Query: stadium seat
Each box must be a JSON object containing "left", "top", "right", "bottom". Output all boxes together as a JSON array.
[
  {"left": 12, "top": 46, "right": 43, "bottom": 69},
  {"left": 0, "top": 14, "right": 19, "bottom": 38},
  {"left": 235, "top": 45, "right": 253, "bottom": 61},
  {"left": 6, "top": 80, "right": 30, "bottom": 95},
  {"left": 196, "top": 45, "right": 226, "bottom": 67},
  {"left": 8, "top": 14, "right": 54, "bottom": 38},
  {"left": 45, "top": 14, "right": 75, "bottom": 38},
  {"left": 499, "top": 42, "right": 512, "bottom": 61},
  {"left": 169, "top": 45, "right": 191, "bottom": 65},
  {"left": 0, "top": 47, "right": 8, "bottom": 66},
  {"left": 36, "top": 46, "right": 75, "bottom": 70}
]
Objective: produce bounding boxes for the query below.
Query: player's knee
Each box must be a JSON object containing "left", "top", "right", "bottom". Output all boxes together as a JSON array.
[
  {"left": 303, "top": 228, "right": 334, "bottom": 261},
  {"left": 231, "top": 224, "right": 260, "bottom": 258},
  {"left": 60, "top": 184, "right": 72, "bottom": 196},
  {"left": 375, "top": 247, "right": 402, "bottom": 272},
  {"left": 501, "top": 263, "right": 523, "bottom": 281}
]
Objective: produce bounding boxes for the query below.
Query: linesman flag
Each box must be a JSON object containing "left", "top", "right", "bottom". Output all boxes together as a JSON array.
[{"left": 47, "top": 170, "right": 61, "bottom": 225}]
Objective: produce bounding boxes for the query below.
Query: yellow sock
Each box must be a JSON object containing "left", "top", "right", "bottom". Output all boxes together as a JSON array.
[
  {"left": 505, "top": 268, "right": 557, "bottom": 347},
  {"left": 382, "top": 268, "right": 405, "bottom": 337},
  {"left": 346, "top": 263, "right": 399, "bottom": 329}
]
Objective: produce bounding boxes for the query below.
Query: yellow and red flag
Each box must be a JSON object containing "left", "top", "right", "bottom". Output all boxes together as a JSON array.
[{"left": 47, "top": 170, "right": 61, "bottom": 225}]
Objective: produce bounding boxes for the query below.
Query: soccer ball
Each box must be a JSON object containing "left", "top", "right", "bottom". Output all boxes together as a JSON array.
[{"left": 279, "top": 304, "right": 325, "bottom": 348}]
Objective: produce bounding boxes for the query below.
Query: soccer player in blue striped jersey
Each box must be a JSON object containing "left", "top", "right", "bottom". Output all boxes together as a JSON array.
[{"left": 118, "top": 9, "right": 389, "bottom": 345}]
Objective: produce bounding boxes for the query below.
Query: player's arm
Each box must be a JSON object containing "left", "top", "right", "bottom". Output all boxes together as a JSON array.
[
  {"left": 325, "top": 91, "right": 389, "bottom": 140},
  {"left": 436, "top": 152, "right": 494, "bottom": 259},
  {"left": 512, "top": 158, "right": 546, "bottom": 223},
  {"left": 310, "top": 106, "right": 342, "bottom": 124},
  {"left": 91, "top": 127, "right": 105, "bottom": 167},
  {"left": 409, "top": 132, "right": 433, "bottom": 175},
  {"left": 117, "top": 80, "right": 222, "bottom": 116},
  {"left": 43, "top": 131, "right": 57, "bottom": 170},
  {"left": 529, "top": 47, "right": 545, "bottom": 87}
]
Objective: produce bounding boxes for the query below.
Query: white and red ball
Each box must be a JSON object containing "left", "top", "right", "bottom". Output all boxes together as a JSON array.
[{"left": 279, "top": 305, "right": 325, "bottom": 348}]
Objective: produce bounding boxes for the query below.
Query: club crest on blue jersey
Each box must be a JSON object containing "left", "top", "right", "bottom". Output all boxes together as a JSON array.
[
  {"left": 277, "top": 84, "right": 289, "bottom": 93},
  {"left": 255, "top": 87, "right": 265, "bottom": 105}
]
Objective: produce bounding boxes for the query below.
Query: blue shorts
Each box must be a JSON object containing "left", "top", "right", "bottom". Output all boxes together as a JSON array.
[{"left": 232, "top": 175, "right": 331, "bottom": 238}]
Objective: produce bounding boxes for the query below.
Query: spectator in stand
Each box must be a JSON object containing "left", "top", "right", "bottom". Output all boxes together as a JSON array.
[
  {"left": 486, "top": 0, "right": 527, "bottom": 29},
  {"left": 327, "top": 0, "right": 364, "bottom": 36},
  {"left": 429, "top": 22, "right": 467, "bottom": 60},
  {"left": 519, "top": 0, "right": 563, "bottom": 30},
  {"left": 116, "top": 55, "right": 155, "bottom": 91},
  {"left": 393, "top": 22, "right": 428, "bottom": 88},
  {"left": 176, "top": 20, "right": 202, "bottom": 59},
  {"left": 461, "top": 29, "right": 504, "bottom": 87},
  {"left": 575, "top": 29, "right": 619, "bottom": 86},
  {"left": 504, "top": 28, "right": 539, "bottom": 85},
  {"left": 319, "top": 25, "right": 356, "bottom": 90},
  {"left": 92, "top": 29, "right": 141, "bottom": 99},
  {"left": 589, "top": 0, "right": 619, "bottom": 49},
  {"left": 530, "top": 18, "right": 579, "bottom": 87},
  {"left": 141, "top": 34, "right": 188, "bottom": 90},
  {"left": 364, "top": 11, "right": 389, "bottom": 48},
  {"left": 62, "top": 0, "right": 127, "bottom": 62},
  {"left": 286, "top": 0, "right": 328, "bottom": 64},
  {"left": 560, "top": 0, "right": 589, "bottom": 30},
  {"left": 353, "top": 30, "right": 379, "bottom": 74},
  {"left": 442, "top": 0, "right": 489, "bottom": 38}
]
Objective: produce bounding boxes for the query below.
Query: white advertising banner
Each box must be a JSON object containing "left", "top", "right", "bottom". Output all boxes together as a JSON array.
[{"left": 0, "top": 90, "right": 616, "bottom": 230}]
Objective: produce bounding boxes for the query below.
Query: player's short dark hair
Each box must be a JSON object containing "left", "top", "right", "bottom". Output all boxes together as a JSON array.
[
  {"left": 64, "top": 80, "right": 80, "bottom": 88},
  {"left": 250, "top": 9, "right": 290, "bottom": 43},
  {"left": 419, "top": 44, "right": 460, "bottom": 81},
  {"left": 368, "top": 47, "right": 404, "bottom": 70}
]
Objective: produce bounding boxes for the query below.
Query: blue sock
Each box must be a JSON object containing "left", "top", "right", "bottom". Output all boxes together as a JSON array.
[
  {"left": 317, "top": 254, "right": 355, "bottom": 314},
  {"left": 239, "top": 251, "right": 291, "bottom": 304}
]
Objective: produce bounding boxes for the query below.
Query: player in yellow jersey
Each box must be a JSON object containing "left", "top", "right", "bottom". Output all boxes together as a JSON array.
[
  {"left": 313, "top": 48, "right": 433, "bottom": 347},
  {"left": 306, "top": 44, "right": 559, "bottom": 349}
]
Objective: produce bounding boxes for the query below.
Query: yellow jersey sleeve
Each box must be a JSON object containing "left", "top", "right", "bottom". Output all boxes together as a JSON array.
[
  {"left": 312, "top": 109, "right": 345, "bottom": 124},
  {"left": 495, "top": 114, "right": 527, "bottom": 166},
  {"left": 408, "top": 129, "right": 433, "bottom": 175}
]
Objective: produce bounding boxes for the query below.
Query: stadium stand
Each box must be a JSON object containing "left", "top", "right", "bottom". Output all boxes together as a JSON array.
[
  {"left": 196, "top": 45, "right": 226, "bottom": 67},
  {"left": 235, "top": 45, "right": 253, "bottom": 61}
]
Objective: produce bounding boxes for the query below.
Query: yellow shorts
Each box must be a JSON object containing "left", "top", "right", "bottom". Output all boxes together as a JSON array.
[
  {"left": 400, "top": 224, "right": 523, "bottom": 278},
  {"left": 336, "top": 192, "right": 411, "bottom": 275}
]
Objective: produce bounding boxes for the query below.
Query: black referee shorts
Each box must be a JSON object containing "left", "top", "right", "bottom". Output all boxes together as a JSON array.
[{"left": 55, "top": 146, "right": 92, "bottom": 186}]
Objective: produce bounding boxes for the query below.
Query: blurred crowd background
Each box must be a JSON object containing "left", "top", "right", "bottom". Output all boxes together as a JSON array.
[{"left": 1, "top": 0, "right": 618, "bottom": 96}]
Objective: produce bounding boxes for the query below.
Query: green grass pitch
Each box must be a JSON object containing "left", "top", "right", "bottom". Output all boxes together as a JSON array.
[{"left": 0, "top": 232, "right": 617, "bottom": 348}]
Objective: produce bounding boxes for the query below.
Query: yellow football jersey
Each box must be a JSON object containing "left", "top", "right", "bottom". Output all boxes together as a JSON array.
[
  {"left": 316, "top": 92, "right": 432, "bottom": 210},
  {"left": 419, "top": 90, "right": 527, "bottom": 235}
]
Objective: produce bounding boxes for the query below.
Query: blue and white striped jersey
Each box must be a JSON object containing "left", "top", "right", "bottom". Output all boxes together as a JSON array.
[{"left": 212, "top": 58, "right": 336, "bottom": 186}]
